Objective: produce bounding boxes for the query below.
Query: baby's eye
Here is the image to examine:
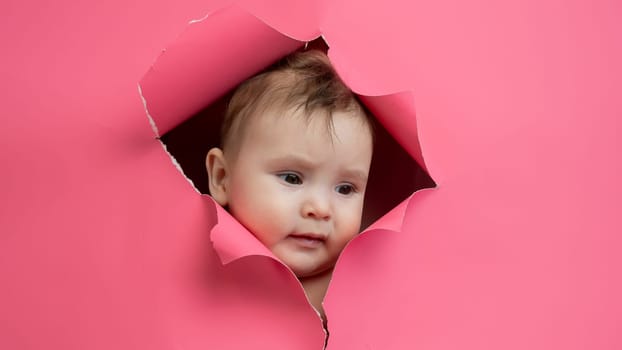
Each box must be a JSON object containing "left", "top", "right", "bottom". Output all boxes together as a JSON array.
[
  {"left": 278, "top": 173, "right": 303, "bottom": 185},
  {"left": 335, "top": 184, "right": 356, "bottom": 195}
]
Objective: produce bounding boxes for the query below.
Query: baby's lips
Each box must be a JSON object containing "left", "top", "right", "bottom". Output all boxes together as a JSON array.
[{"left": 289, "top": 232, "right": 328, "bottom": 241}]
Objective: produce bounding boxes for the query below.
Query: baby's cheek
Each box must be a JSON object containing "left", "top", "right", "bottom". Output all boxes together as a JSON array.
[
  {"left": 336, "top": 204, "right": 363, "bottom": 240},
  {"left": 254, "top": 193, "right": 293, "bottom": 242},
  {"left": 230, "top": 191, "right": 267, "bottom": 231}
]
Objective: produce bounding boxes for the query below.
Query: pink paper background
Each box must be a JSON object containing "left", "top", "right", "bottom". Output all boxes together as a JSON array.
[{"left": 1, "top": 1, "right": 621, "bottom": 349}]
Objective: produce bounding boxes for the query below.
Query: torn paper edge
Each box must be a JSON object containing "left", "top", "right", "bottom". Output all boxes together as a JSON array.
[
  {"left": 138, "top": 83, "right": 201, "bottom": 194},
  {"left": 192, "top": 5, "right": 320, "bottom": 43},
  {"left": 188, "top": 12, "right": 210, "bottom": 25}
]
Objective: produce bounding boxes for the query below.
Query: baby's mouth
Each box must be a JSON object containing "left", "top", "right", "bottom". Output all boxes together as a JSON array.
[{"left": 287, "top": 233, "right": 326, "bottom": 248}]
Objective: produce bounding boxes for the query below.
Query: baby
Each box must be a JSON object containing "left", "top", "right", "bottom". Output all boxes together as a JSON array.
[{"left": 205, "top": 50, "right": 374, "bottom": 319}]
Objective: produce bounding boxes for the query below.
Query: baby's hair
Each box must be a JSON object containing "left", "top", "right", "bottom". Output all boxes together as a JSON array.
[{"left": 220, "top": 50, "right": 372, "bottom": 153}]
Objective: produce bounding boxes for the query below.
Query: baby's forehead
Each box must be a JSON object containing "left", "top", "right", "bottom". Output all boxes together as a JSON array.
[
  {"left": 233, "top": 104, "right": 370, "bottom": 147},
  {"left": 226, "top": 103, "right": 323, "bottom": 145},
  {"left": 233, "top": 107, "right": 373, "bottom": 166}
]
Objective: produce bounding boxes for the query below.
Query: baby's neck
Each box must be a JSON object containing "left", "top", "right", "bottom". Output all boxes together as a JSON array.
[{"left": 299, "top": 269, "right": 333, "bottom": 323}]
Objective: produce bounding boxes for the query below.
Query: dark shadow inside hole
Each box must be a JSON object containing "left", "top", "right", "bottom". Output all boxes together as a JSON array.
[
  {"left": 160, "top": 91, "right": 231, "bottom": 195},
  {"left": 361, "top": 119, "right": 436, "bottom": 228},
  {"left": 160, "top": 90, "right": 435, "bottom": 229}
]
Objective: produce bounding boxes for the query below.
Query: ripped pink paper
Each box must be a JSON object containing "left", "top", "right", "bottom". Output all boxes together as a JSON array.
[
  {"left": 140, "top": 6, "right": 306, "bottom": 136},
  {"left": 1, "top": 0, "right": 621, "bottom": 349},
  {"left": 139, "top": 5, "right": 430, "bottom": 268}
]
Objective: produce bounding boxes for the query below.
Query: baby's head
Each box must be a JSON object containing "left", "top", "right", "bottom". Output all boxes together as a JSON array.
[{"left": 206, "top": 50, "right": 373, "bottom": 279}]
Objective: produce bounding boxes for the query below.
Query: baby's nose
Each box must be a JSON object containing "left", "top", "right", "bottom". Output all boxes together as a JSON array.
[{"left": 301, "top": 193, "right": 331, "bottom": 220}]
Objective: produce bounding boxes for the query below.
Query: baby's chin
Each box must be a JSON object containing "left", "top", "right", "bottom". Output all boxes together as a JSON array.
[
  {"left": 269, "top": 245, "right": 338, "bottom": 279},
  {"left": 288, "top": 262, "right": 334, "bottom": 280}
]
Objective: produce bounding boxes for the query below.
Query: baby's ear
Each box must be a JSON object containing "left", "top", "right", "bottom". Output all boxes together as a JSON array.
[{"left": 205, "top": 148, "right": 229, "bottom": 206}]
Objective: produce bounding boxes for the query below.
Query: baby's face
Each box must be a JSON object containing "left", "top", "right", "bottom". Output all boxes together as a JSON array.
[{"left": 223, "top": 107, "right": 373, "bottom": 278}]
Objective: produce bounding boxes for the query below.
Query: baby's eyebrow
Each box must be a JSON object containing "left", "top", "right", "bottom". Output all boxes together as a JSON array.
[
  {"left": 340, "top": 169, "right": 369, "bottom": 185},
  {"left": 266, "top": 155, "right": 316, "bottom": 170}
]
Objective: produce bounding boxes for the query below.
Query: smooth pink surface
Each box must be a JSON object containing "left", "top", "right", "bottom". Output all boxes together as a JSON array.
[{"left": 1, "top": 1, "right": 621, "bottom": 350}]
